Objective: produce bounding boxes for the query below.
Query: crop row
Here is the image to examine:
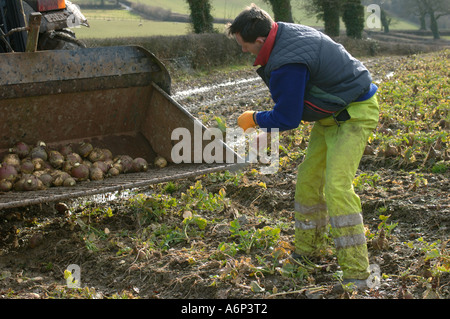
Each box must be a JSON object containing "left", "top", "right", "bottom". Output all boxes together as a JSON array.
[{"left": 371, "top": 50, "right": 449, "bottom": 170}]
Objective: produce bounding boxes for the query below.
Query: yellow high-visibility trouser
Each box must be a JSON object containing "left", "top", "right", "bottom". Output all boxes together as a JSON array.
[{"left": 295, "top": 94, "right": 379, "bottom": 280}]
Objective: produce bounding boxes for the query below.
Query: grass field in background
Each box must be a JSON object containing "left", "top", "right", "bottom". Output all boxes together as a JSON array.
[
  {"left": 74, "top": 0, "right": 419, "bottom": 39},
  {"left": 75, "top": 0, "right": 271, "bottom": 19},
  {"left": 75, "top": 20, "right": 230, "bottom": 39},
  {"left": 76, "top": 20, "right": 189, "bottom": 38},
  {"left": 134, "top": 0, "right": 272, "bottom": 21},
  {"left": 82, "top": 0, "right": 419, "bottom": 28},
  {"left": 74, "top": 8, "right": 190, "bottom": 39},
  {"left": 76, "top": 15, "right": 418, "bottom": 40},
  {"left": 74, "top": 6, "right": 228, "bottom": 39}
]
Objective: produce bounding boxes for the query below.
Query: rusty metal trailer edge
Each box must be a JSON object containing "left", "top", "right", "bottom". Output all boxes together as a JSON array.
[{"left": 0, "top": 45, "right": 247, "bottom": 209}]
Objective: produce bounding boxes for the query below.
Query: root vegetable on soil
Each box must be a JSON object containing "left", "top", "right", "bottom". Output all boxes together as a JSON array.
[
  {"left": 132, "top": 157, "right": 149, "bottom": 172},
  {"left": 77, "top": 142, "right": 93, "bottom": 158},
  {"left": 88, "top": 148, "right": 107, "bottom": 162},
  {"left": 51, "top": 171, "right": 71, "bottom": 187},
  {"left": 114, "top": 155, "right": 135, "bottom": 173},
  {"left": 59, "top": 144, "right": 73, "bottom": 157},
  {"left": 0, "top": 179, "right": 12, "bottom": 192},
  {"left": 63, "top": 177, "right": 77, "bottom": 187},
  {"left": 2, "top": 153, "right": 21, "bottom": 169},
  {"left": 10, "top": 141, "right": 30, "bottom": 158},
  {"left": 30, "top": 145, "right": 48, "bottom": 161},
  {"left": 71, "top": 163, "right": 90, "bottom": 181},
  {"left": 0, "top": 164, "right": 18, "bottom": 181},
  {"left": 20, "top": 159, "right": 35, "bottom": 174},
  {"left": 92, "top": 161, "right": 110, "bottom": 174},
  {"left": 154, "top": 156, "right": 167, "bottom": 168},
  {"left": 0, "top": 140, "right": 163, "bottom": 192},
  {"left": 48, "top": 150, "right": 65, "bottom": 168},
  {"left": 89, "top": 167, "right": 104, "bottom": 181},
  {"left": 108, "top": 166, "right": 120, "bottom": 177},
  {"left": 65, "top": 152, "right": 82, "bottom": 166},
  {"left": 32, "top": 158, "right": 46, "bottom": 171},
  {"left": 38, "top": 173, "right": 54, "bottom": 188}
]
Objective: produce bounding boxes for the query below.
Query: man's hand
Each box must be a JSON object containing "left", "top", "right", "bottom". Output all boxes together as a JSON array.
[{"left": 238, "top": 111, "right": 257, "bottom": 131}]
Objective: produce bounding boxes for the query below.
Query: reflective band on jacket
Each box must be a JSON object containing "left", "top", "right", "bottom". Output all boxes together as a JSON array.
[
  {"left": 329, "top": 213, "right": 363, "bottom": 229},
  {"left": 295, "top": 218, "right": 328, "bottom": 230},
  {"left": 294, "top": 201, "right": 327, "bottom": 215},
  {"left": 334, "top": 233, "right": 366, "bottom": 249}
]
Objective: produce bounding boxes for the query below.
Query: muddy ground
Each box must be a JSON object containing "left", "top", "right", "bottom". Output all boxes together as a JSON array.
[{"left": 0, "top": 47, "right": 449, "bottom": 303}]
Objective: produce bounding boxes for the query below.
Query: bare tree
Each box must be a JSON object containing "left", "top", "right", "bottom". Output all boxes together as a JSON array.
[
  {"left": 406, "top": 0, "right": 450, "bottom": 38},
  {"left": 425, "top": 0, "right": 450, "bottom": 39},
  {"left": 414, "top": 0, "right": 428, "bottom": 30},
  {"left": 381, "top": 8, "right": 392, "bottom": 33}
]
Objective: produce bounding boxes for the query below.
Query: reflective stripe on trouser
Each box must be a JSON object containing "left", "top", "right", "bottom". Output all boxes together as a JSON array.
[{"left": 295, "top": 95, "right": 379, "bottom": 279}]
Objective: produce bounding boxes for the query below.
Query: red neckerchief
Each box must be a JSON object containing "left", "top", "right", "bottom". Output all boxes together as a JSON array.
[{"left": 253, "top": 22, "right": 278, "bottom": 67}]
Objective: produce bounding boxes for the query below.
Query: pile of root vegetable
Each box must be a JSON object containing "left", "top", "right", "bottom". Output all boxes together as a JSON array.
[{"left": 0, "top": 140, "right": 166, "bottom": 192}]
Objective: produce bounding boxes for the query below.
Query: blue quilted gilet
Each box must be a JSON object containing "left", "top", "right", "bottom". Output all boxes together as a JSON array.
[{"left": 257, "top": 23, "right": 373, "bottom": 121}]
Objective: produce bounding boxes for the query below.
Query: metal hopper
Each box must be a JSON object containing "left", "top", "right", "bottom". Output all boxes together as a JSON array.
[{"left": 0, "top": 45, "right": 245, "bottom": 209}]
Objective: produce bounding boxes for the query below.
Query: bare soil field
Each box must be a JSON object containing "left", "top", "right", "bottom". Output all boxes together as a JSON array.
[{"left": 0, "top": 47, "right": 448, "bottom": 306}]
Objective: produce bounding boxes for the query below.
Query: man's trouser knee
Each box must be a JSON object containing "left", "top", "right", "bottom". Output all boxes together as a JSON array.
[{"left": 294, "top": 95, "right": 379, "bottom": 279}]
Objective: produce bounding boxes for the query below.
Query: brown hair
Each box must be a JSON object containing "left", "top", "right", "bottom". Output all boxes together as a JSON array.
[{"left": 226, "top": 3, "right": 274, "bottom": 42}]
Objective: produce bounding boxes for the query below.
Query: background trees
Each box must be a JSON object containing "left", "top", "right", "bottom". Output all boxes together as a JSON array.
[
  {"left": 135, "top": 0, "right": 449, "bottom": 38},
  {"left": 302, "top": 0, "right": 341, "bottom": 37},
  {"left": 302, "top": 0, "right": 365, "bottom": 38},
  {"left": 364, "top": 0, "right": 450, "bottom": 39},
  {"left": 262, "top": 0, "right": 294, "bottom": 23},
  {"left": 405, "top": 0, "right": 450, "bottom": 39},
  {"left": 342, "top": 0, "right": 365, "bottom": 39},
  {"left": 185, "top": 0, "right": 214, "bottom": 34}
]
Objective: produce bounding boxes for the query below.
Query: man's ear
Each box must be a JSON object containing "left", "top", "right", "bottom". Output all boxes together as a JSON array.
[{"left": 255, "top": 37, "right": 266, "bottom": 44}]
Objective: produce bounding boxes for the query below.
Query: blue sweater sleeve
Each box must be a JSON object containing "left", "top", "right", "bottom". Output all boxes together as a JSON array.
[{"left": 255, "top": 63, "right": 309, "bottom": 131}]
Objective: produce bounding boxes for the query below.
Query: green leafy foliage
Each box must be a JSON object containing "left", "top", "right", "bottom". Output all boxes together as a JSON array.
[
  {"left": 229, "top": 219, "right": 280, "bottom": 253},
  {"left": 181, "top": 180, "right": 228, "bottom": 212},
  {"left": 372, "top": 50, "right": 449, "bottom": 169},
  {"left": 405, "top": 237, "right": 450, "bottom": 279},
  {"left": 128, "top": 193, "right": 178, "bottom": 223},
  {"left": 353, "top": 172, "right": 381, "bottom": 191},
  {"left": 342, "top": 0, "right": 365, "bottom": 39}
]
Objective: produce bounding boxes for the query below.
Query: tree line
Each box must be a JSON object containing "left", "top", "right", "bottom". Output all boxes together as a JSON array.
[
  {"left": 186, "top": 0, "right": 369, "bottom": 39},
  {"left": 396, "top": 0, "right": 449, "bottom": 39},
  {"left": 185, "top": 0, "right": 448, "bottom": 39},
  {"left": 83, "top": 0, "right": 450, "bottom": 39}
]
